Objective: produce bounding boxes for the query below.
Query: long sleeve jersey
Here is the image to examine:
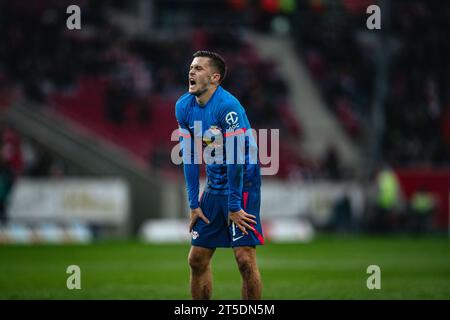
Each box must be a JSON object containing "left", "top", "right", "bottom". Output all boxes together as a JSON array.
[{"left": 175, "top": 86, "right": 261, "bottom": 212}]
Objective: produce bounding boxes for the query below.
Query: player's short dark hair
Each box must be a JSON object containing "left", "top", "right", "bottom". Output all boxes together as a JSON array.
[{"left": 193, "top": 50, "right": 227, "bottom": 83}]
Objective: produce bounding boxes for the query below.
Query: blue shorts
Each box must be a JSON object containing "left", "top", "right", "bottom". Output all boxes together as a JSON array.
[{"left": 191, "top": 190, "right": 264, "bottom": 248}]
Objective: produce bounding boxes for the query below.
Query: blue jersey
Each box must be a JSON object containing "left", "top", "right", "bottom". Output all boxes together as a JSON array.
[{"left": 175, "top": 86, "right": 261, "bottom": 212}]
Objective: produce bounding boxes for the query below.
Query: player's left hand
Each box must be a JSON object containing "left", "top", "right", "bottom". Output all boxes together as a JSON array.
[
  {"left": 189, "top": 207, "right": 210, "bottom": 232},
  {"left": 228, "top": 210, "right": 257, "bottom": 235}
]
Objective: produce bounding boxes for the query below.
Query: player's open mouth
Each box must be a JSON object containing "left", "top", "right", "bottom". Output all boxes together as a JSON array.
[{"left": 189, "top": 79, "right": 196, "bottom": 86}]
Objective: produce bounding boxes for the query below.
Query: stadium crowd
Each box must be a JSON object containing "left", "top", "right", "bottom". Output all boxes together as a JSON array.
[
  {"left": 0, "top": 122, "right": 68, "bottom": 222},
  {"left": 292, "top": 0, "right": 450, "bottom": 167},
  {"left": 0, "top": 0, "right": 310, "bottom": 179}
]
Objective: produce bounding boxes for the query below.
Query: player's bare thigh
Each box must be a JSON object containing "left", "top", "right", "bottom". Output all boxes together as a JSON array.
[{"left": 188, "top": 246, "right": 215, "bottom": 269}]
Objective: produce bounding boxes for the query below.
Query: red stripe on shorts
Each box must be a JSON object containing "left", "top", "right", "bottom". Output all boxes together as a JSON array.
[
  {"left": 243, "top": 191, "right": 264, "bottom": 244},
  {"left": 252, "top": 226, "right": 265, "bottom": 245}
]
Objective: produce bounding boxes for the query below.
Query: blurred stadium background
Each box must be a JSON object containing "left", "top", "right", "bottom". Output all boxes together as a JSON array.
[{"left": 0, "top": 0, "right": 449, "bottom": 299}]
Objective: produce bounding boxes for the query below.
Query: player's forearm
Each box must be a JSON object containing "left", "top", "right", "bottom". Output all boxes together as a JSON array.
[
  {"left": 183, "top": 163, "right": 200, "bottom": 209},
  {"left": 227, "top": 163, "right": 243, "bottom": 212},
  {"left": 179, "top": 128, "right": 201, "bottom": 209}
]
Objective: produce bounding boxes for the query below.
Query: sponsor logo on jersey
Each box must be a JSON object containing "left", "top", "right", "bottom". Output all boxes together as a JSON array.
[{"left": 225, "top": 111, "right": 240, "bottom": 130}]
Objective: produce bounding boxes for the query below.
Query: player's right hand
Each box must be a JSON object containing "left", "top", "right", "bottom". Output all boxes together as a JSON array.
[
  {"left": 228, "top": 210, "right": 257, "bottom": 235},
  {"left": 189, "top": 207, "right": 210, "bottom": 232}
]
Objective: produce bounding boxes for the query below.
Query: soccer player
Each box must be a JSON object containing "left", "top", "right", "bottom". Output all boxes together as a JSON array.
[{"left": 175, "top": 51, "right": 264, "bottom": 300}]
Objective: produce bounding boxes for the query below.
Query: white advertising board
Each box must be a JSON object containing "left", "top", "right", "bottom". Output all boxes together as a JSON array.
[{"left": 7, "top": 178, "right": 129, "bottom": 226}]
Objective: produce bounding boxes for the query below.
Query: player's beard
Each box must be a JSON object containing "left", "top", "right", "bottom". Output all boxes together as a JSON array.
[
  {"left": 190, "top": 80, "right": 209, "bottom": 97},
  {"left": 191, "top": 87, "right": 208, "bottom": 97}
]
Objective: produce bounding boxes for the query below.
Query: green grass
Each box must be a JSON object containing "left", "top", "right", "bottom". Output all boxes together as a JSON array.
[{"left": 0, "top": 235, "right": 449, "bottom": 299}]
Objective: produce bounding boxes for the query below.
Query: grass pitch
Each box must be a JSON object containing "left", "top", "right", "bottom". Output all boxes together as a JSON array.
[{"left": 0, "top": 235, "right": 449, "bottom": 299}]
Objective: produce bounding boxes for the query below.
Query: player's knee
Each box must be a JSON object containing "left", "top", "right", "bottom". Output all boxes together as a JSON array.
[
  {"left": 188, "top": 251, "right": 209, "bottom": 272},
  {"left": 235, "top": 252, "right": 254, "bottom": 275}
]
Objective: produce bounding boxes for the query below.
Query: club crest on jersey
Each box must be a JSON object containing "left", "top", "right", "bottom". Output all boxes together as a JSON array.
[
  {"left": 225, "top": 111, "right": 240, "bottom": 130},
  {"left": 202, "top": 125, "right": 223, "bottom": 147}
]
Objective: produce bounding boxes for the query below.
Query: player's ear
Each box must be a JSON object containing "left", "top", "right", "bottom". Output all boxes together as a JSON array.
[{"left": 212, "top": 73, "right": 221, "bottom": 84}]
